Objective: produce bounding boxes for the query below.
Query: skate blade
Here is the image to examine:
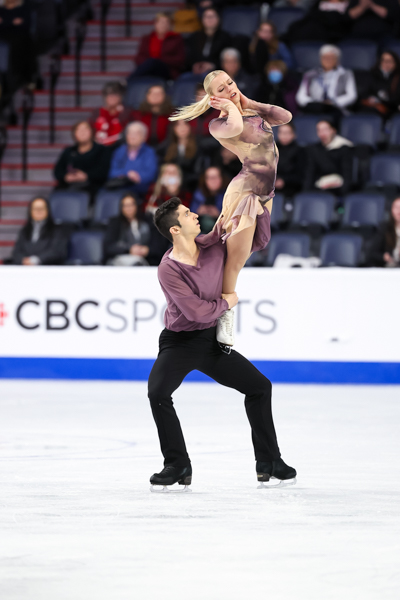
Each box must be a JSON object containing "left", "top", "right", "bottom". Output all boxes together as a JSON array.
[
  {"left": 150, "top": 485, "right": 192, "bottom": 494},
  {"left": 257, "top": 477, "right": 297, "bottom": 489}
]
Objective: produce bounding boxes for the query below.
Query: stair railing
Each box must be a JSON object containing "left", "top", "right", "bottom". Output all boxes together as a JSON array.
[
  {"left": 21, "top": 86, "right": 34, "bottom": 182},
  {"left": 49, "top": 53, "right": 61, "bottom": 144},
  {"left": 74, "top": 19, "right": 87, "bottom": 108},
  {"left": 125, "top": 0, "right": 131, "bottom": 38},
  {"left": 0, "top": 125, "right": 7, "bottom": 219},
  {"left": 100, "top": 0, "right": 112, "bottom": 72}
]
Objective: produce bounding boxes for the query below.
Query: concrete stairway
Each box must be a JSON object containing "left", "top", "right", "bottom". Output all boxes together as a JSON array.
[{"left": 0, "top": 0, "right": 182, "bottom": 261}]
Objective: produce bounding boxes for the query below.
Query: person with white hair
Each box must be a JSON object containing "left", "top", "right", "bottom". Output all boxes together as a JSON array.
[
  {"left": 296, "top": 45, "right": 357, "bottom": 115},
  {"left": 108, "top": 121, "right": 158, "bottom": 197},
  {"left": 220, "top": 48, "right": 259, "bottom": 99}
]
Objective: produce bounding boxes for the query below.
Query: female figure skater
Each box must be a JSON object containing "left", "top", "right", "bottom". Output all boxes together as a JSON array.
[{"left": 169, "top": 70, "right": 292, "bottom": 346}]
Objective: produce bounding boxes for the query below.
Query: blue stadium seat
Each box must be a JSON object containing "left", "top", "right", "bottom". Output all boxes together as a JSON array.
[
  {"left": 342, "top": 193, "right": 385, "bottom": 228},
  {"left": 49, "top": 190, "right": 90, "bottom": 224},
  {"left": 383, "top": 41, "right": 400, "bottom": 59},
  {"left": 221, "top": 7, "right": 260, "bottom": 37},
  {"left": 293, "top": 114, "right": 325, "bottom": 146},
  {"left": 92, "top": 189, "right": 125, "bottom": 225},
  {"left": 125, "top": 77, "right": 165, "bottom": 109},
  {"left": 338, "top": 41, "right": 378, "bottom": 71},
  {"left": 319, "top": 233, "right": 363, "bottom": 267},
  {"left": 340, "top": 114, "right": 382, "bottom": 147},
  {"left": 291, "top": 42, "right": 323, "bottom": 71},
  {"left": 388, "top": 115, "right": 400, "bottom": 147},
  {"left": 292, "top": 192, "right": 335, "bottom": 229},
  {"left": 266, "top": 232, "right": 310, "bottom": 266},
  {"left": 171, "top": 79, "right": 198, "bottom": 108},
  {"left": 369, "top": 154, "right": 400, "bottom": 187},
  {"left": 270, "top": 193, "right": 284, "bottom": 230},
  {"left": 67, "top": 231, "right": 105, "bottom": 265},
  {"left": 268, "top": 8, "right": 305, "bottom": 36}
]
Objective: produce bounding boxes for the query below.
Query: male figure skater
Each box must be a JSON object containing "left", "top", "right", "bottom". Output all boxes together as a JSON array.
[{"left": 148, "top": 197, "right": 296, "bottom": 490}]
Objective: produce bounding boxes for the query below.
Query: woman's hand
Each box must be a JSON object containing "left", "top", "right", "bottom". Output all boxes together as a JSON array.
[
  {"left": 222, "top": 292, "right": 238, "bottom": 309},
  {"left": 208, "top": 96, "right": 236, "bottom": 113}
]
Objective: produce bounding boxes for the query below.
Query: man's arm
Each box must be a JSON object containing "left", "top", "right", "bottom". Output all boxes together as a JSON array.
[{"left": 159, "top": 262, "right": 229, "bottom": 323}]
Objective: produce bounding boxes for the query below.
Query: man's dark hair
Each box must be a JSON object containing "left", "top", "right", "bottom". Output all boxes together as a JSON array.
[{"left": 154, "top": 197, "right": 182, "bottom": 243}]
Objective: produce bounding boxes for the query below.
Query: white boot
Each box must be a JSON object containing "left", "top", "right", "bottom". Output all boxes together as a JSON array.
[{"left": 217, "top": 309, "right": 235, "bottom": 346}]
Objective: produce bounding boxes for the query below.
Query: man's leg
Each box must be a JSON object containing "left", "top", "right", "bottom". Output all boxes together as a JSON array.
[{"left": 200, "top": 346, "right": 281, "bottom": 462}]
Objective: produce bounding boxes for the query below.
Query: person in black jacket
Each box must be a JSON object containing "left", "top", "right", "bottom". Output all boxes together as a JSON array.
[
  {"left": 186, "top": 8, "right": 231, "bottom": 74},
  {"left": 54, "top": 121, "right": 111, "bottom": 197},
  {"left": 10, "top": 197, "right": 68, "bottom": 265},
  {"left": 367, "top": 197, "right": 400, "bottom": 267},
  {"left": 303, "top": 119, "right": 353, "bottom": 196},
  {"left": 104, "top": 192, "right": 151, "bottom": 266},
  {"left": 276, "top": 123, "right": 303, "bottom": 197},
  {"left": 358, "top": 52, "right": 400, "bottom": 118}
]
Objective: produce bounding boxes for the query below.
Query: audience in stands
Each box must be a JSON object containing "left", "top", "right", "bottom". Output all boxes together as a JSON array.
[
  {"left": 54, "top": 121, "right": 110, "bottom": 196},
  {"left": 145, "top": 163, "right": 192, "bottom": 214},
  {"left": 287, "top": 0, "right": 351, "bottom": 43},
  {"left": 10, "top": 197, "right": 68, "bottom": 266},
  {"left": 303, "top": 119, "right": 353, "bottom": 195},
  {"left": 108, "top": 122, "right": 158, "bottom": 197},
  {"left": 188, "top": 83, "right": 219, "bottom": 137},
  {"left": 104, "top": 193, "right": 151, "bottom": 266},
  {"left": 163, "top": 119, "right": 199, "bottom": 189},
  {"left": 367, "top": 197, "right": 400, "bottom": 267},
  {"left": 276, "top": 123, "right": 303, "bottom": 197},
  {"left": 249, "top": 21, "right": 294, "bottom": 74},
  {"left": 296, "top": 45, "right": 357, "bottom": 117},
  {"left": 186, "top": 8, "right": 231, "bottom": 74},
  {"left": 90, "top": 81, "right": 131, "bottom": 148},
  {"left": 191, "top": 166, "right": 227, "bottom": 233},
  {"left": 220, "top": 48, "right": 259, "bottom": 99},
  {"left": 358, "top": 51, "right": 400, "bottom": 118},
  {"left": 129, "top": 12, "right": 185, "bottom": 81},
  {"left": 132, "top": 84, "right": 174, "bottom": 148},
  {"left": 274, "top": 0, "right": 314, "bottom": 8},
  {"left": 347, "top": 0, "right": 400, "bottom": 42},
  {"left": 0, "top": 0, "right": 36, "bottom": 89}
]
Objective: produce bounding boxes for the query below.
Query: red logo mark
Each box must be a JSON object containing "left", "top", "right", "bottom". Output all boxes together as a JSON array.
[{"left": 0, "top": 303, "right": 8, "bottom": 326}]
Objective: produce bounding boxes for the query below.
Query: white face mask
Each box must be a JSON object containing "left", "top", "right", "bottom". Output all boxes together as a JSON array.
[{"left": 162, "top": 176, "right": 180, "bottom": 187}]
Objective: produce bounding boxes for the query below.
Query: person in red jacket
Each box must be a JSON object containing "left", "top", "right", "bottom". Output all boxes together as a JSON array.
[
  {"left": 132, "top": 85, "right": 174, "bottom": 148},
  {"left": 129, "top": 12, "right": 185, "bottom": 82},
  {"left": 89, "top": 82, "right": 132, "bottom": 148}
]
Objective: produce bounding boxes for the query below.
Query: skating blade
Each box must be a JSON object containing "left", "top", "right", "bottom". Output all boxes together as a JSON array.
[
  {"left": 257, "top": 477, "right": 297, "bottom": 489},
  {"left": 150, "top": 485, "right": 192, "bottom": 493}
]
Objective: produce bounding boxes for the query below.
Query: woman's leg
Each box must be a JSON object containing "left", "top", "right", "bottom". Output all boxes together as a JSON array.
[{"left": 222, "top": 221, "right": 256, "bottom": 294}]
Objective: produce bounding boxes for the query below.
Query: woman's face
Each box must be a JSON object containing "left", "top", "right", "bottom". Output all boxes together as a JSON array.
[
  {"left": 258, "top": 23, "right": 274, "bottom": 42},
  {"left": 205, "top": 167, "right": 222, "bottom": 192},
  {"left": 320, "top": 52, "right": 338, "bottom": 71},
  {"left": 210, "top": 72, "right": 241, "bottom": 108},
  {"left": 121, "top": 196, "right": 138, "bottom": 221},
  {"left": 146, "top": 86, "right": 166, "bottom": 107},
  {"left": 30, "top": 199, "right": 48, "bottom": 222},
  {"left": 380, "top": 53, "right": 396, "bottom": 75},
  {"left": 202, "top": 9, "right": 219, "bottom": 31},
  {"left": 154, "top": 16, "right": 170, "bottom": 37},
  {"left": 174, "top": 120, "right": 191, "bottom": 139},
  {"left": 277, "top": 124, "right": 296, "bottom": 146},
  {"left": 74, "top": 123, "right": 93, "bottom": 144},
  {"left": 161, "top": 164, "right": 182, "bottom": 188},
  {"left": 391, "top": 199, "right": 400, "bottom": 223}
]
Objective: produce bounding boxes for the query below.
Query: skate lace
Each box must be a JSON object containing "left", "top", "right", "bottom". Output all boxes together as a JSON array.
[{"left": 159, "top": 465, "right": 176, "bottom": 476}]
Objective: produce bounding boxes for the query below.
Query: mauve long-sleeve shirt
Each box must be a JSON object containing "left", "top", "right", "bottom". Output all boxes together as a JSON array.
[{"left": 158, "top": 208, "right": 272, "bottom": 332}]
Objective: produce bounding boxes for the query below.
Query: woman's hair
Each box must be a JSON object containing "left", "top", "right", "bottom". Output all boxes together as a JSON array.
[
  {"left": 138, "top": 85, "right": 174, "bottom": 115},
  {"left": 154, "top": 11, "right": 173, "bottom": 24},
  {"left": 71, "top": 120, "right": 94, "bottom": 143},
  {"left": 375, "top": 51, "right": 400, "bottom": 95},
  {"left": 164, "top": 122, "right": 198, "bottom": 162},
  {"left": 385, "top": 197, "right": 400, "bottom": 250},
  {"left": 119, "top": 192, "right": 142, "bottom": 223},
  {"left": 169, "top": 70, "right": 226, "bottom": 122},
  {"left": 265, "top": 59, "right": 288, "bottom": 75},
  {"left": 22, "top": 196, "right": 54, "bottom": 238},
  {"left": 154, "top": 196, "right": 182, "bottom": 242},
  {"left": 250, "top": 21, "right": 279, "bottom": 57},
  {"left": 198, "top": 166, "right": 227, "bottom": 199},
  {"left": 149, "top": 163, "right": 183, "bottom": 204},
  {"left": 102, "top": 81, "right": 126, "bottom": 97}
]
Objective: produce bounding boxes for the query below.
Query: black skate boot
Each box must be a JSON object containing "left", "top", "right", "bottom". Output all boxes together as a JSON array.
[
  {"left": 150, "top": 465, "right": 192, "bottom": 493},
  {"left": 256, "top": 458, "right": 297, "bottom": 488}
]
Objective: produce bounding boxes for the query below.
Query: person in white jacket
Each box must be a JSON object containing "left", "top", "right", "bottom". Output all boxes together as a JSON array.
[{"left": 296, "top": 45, "right": 357, "bottom": 116}]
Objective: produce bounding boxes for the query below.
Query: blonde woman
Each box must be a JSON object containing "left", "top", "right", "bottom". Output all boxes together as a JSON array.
[{"left": 169, "top": 69, "right": 292, "bottom": 347}]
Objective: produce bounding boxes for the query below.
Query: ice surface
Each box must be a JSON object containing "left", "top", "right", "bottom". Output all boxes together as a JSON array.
[{"left": 1, "top": 380, "right": 399, "bottom": 600}]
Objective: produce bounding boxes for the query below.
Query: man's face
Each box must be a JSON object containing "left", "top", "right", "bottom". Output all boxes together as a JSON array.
[
  {"left": 317, "top": 121, "right": 335, "bottom": 146},
  {"left": 172, "top": 204, "right": 201, "bottom": 240}
]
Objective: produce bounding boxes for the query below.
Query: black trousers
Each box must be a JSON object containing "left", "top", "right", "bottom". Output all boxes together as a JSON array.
[{"left": 148, "top": 327, "right": 281, "bottom": 467}]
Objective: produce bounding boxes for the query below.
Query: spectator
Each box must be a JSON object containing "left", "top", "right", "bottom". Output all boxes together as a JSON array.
[
  {"left": 303, "top": 119, "right": 353, "bottom": 195},
  {"left": 54, "top": 121, "right": 110, "bottom": 195},
  {"left": 132, "top": 85, "right": 174, "bottom": 148},
  {"left": 163, "top": 119, "right": 199, "bottom": 188},
  {"left": 287, "top": 0, "right": 351, "bottom": 43},
  {"left": 358, "top": 51, "right": 400, "bottom": 118},
  {"left": 191, "top": 166, "right": 226, "bottom": 233},
  {"left": 296, "top": 45, "right": 357, "bottom": 117},
  {"left": 104, "top": 193, "right": 151, "bottom": 266},
  {"left": 89, "top": 81, "right": 132, "bottom": 148},
  {"left": 188, "top": 83, "right": 219, "bottom": 137},
  {"left": 347, "top": 0, "right": 400, "bottom": 42},
  {"left": 130, "top": 12, "right": 185, "bottom": 80},
  {"left": 0, "top": 0, "right": 36, "bottom": 89},
  {"left": 108, "top": 122, "right": 158, "bottom": 197},
  {"left": 145, "top": 163, "right": 192, "bottom": 214},
  {"left": 249, "top": 21, "right": 294, "bottom": 74},
  {"left": 274, "top": 0, "right": 314, "bottom": 8},
  {"left": 367, "top": 197, "right": 400, "bottom": 267},
  {"left": 220, "top": 47, "right": 259, "bottom": 99},
  {"left": 258, "top": 59, "right": 301, "bottom": 115},
  {"left": 10, "top": 197, "right": 68, "bottom": 265},
  {"left": 186, "top": 8, "right": 231, "bottom": 75},
  {"left": 276, "top": 123, "right": 303, "bottom": 197}
]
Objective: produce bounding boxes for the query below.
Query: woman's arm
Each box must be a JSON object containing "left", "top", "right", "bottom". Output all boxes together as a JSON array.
[
  {"left": 208, "top": 98, "right": 244, "bottom": 139},
  {"left": 241, "top": 93, "right": 292, "bottom": 125}
]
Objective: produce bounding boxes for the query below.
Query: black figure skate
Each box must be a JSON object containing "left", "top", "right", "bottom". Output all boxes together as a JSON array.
[
  {"left": 256, "top": 458, "right": 297, "bottom": 489},
  {"left": 150, "top": 465, "right": 192, "bottom": 493}
]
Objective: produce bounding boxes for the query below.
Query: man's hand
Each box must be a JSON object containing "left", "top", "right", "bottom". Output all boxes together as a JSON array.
[
  {"left": 222, "top": 292, "right": 238, "bottom": 309},
  {"left": 127, "top": 170, "right": 141, "bottom": 183}
]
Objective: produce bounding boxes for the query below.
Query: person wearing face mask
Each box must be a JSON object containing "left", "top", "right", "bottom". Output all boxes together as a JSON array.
[
  {"left": 367, "top": 197, "right": 400, "bottom": 267},
  {"left": 358, "top": 52, "right": 400, "bottom": 118},
  {"left": 145, "top": 163, "right": 192, "bottom": 214}
]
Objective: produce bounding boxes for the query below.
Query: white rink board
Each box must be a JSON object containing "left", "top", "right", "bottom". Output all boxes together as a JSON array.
[{"left": 0, "top": 266, "right": 399, "bottom": 363}]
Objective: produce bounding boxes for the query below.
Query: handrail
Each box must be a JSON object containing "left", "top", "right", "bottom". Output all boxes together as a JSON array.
[
  {"left": 21, "top": 86, "right": 34, "bottom": 182},
  {"left": 0, "top": 125, "right": 7, "bottom": 219},
  {"left": 49, "top": 53, "right": 61, "bottom": 144},
  {"left": 74, "top": 20, "right": 87, "bottom": 108},
  {"left": 100, "top": 0, "right": 112, "bottom": 72},
  {"left": 125, "top": 0, "right": 131, "bottom": 38}
]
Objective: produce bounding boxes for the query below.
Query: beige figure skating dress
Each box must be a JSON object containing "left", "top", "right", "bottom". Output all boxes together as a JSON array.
[{"left": 208, "top": 100, "right": 292, "bottom": 240}]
